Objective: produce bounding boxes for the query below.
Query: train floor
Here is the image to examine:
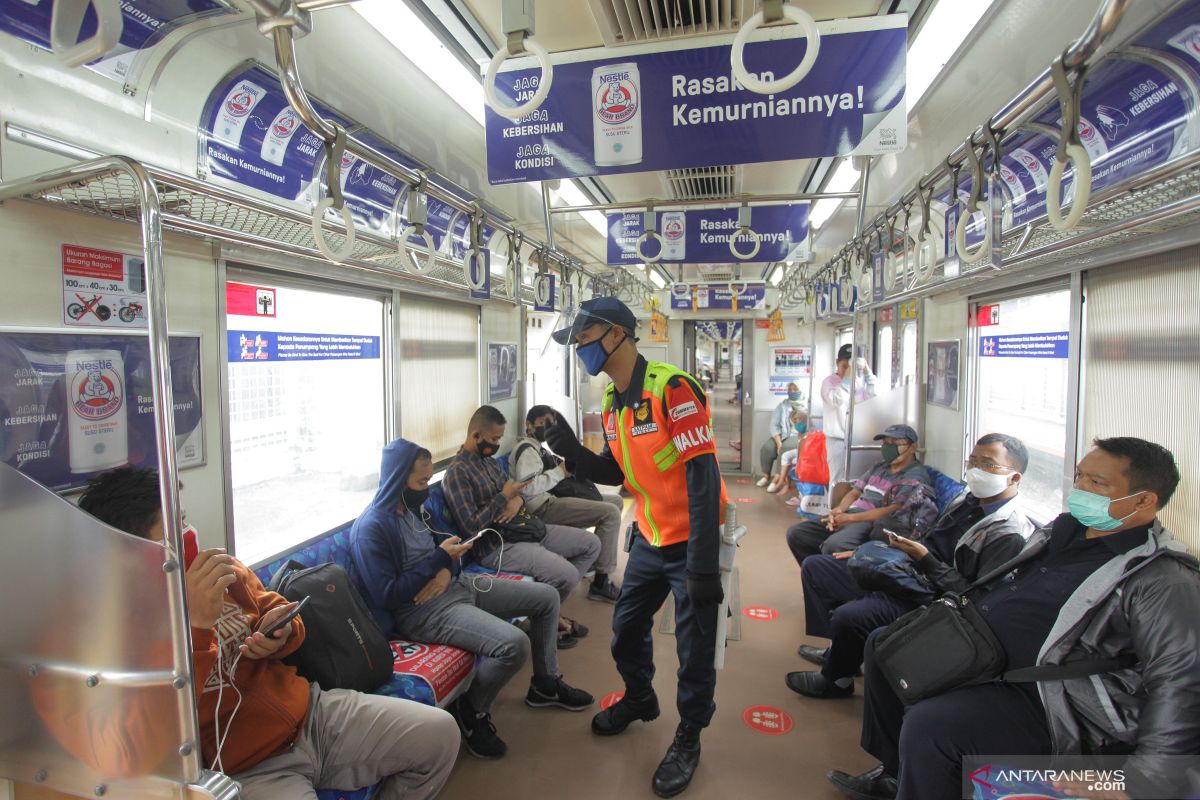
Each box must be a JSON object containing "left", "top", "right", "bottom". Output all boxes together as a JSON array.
[{"left": 442, "top": 389, "right": 875, "bottom": 799}]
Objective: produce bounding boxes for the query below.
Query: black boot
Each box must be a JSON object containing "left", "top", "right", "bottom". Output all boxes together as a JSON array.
[
  {"left": 651, "top": 722, "right": 701, "bottom": 798},
  {"left": 591, "top": 689, "right": 660, "bottom": 735}
]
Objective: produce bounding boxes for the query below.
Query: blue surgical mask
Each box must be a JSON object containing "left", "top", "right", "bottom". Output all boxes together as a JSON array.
[
  {"left": 1067, "top": 488, "right": 1145, "bottom": 531},
  {"left": 787, "top": 391, "right": 801, "bottom": 401},
  {"left": 793, "top": 422, "right": 807, "bottom": 434},
  {"left": 576, "top": 327, "right": 618, "bottom": 376}
]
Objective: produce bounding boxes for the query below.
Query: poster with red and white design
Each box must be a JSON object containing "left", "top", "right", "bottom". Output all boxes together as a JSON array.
[
  {"left": 61, "top": 245, "right": 149, "bottom": 329},
  {"left": 389, "top": 641, "right": 476, "bottom": 706}
]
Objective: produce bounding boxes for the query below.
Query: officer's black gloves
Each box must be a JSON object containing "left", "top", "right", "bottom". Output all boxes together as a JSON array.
[
  {"left": 544, "top": 422, "right": 584, "bottom": 462},
  {"left": 686, "top": 572, "right": 724, "bottom": 610}
]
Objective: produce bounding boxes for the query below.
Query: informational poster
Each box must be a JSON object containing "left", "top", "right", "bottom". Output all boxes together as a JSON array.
[
  {"left": 488, "top": 343, "right": 517, "bottom": 401},
  {"left": 61, "top": 245, "right": 148, "bottom": 329},
  {"left": 606, "top": 204, "right": 809, "bottom": 265},
  {"left": 648, "top": 311, "right": 670, "bottom": 342},
  {"left": 226, "top": 331, "right": 381, "bottom": 363},
  {"left": 226, "top": 281, "right": 277, "bottom": 318},
  {"left": 766, "top": 309, "right": 785, "bottom": 342},
  {"left": 926, "top": 340, "right": 959, "bottom": 409},
  {"left": 979, "top": 332, "right": 1069, "bottom": 359},
  {"left": 771, "top": 346, "right": 812, "bottom": 377},
  {"left": 484, "top": 15, "right": 907, "bottom": 183},
  {"left": 0, "top": 0, "right": 236, "bottom": 82},
  {"left": 670, "top": 282, "right": 767, "bottom": 312},
  {"left": 0, "top": 331, "right": 204, "bottom": 492}
]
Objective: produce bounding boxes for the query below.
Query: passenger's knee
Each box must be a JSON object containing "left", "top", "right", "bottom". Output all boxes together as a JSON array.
[{"left": 493, "top": 624, "right": 531, "bottom": 668}]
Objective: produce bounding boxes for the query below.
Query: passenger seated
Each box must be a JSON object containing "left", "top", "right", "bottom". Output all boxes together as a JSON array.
[
  {"left": 831, "top": 437, "right": 1200, "bottom": 800},
  {"left": 787, "top": 433, "right": 1034, "bottom": 699},
  {"left": 443, "top": 404, "right": 600, "bottom": 645},
  {"left": 350, "top": 439, "right": 594, "bottom": 761},
  {"left": 521, "top": 405, "right": 625, "bottom": 603},
  {"left": 786, "top": 424, "right": 935, "bottom": 562},
  {"left": 77, "top": 467, "right": 458, "bottom": 800},
  {"left": 770, "top": 407, "right": 810, "bottom": 499},
  {"left": 757, "top": 383, "right": 804, "bottom": 493}
]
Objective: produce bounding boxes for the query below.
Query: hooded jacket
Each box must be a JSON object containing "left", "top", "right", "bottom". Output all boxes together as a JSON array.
[
  {"left": 973, "top": 518, "right": 1200, "bottom": 796},
  {"left": 350, "top": 439, "right": 460, "bottom": 633}
]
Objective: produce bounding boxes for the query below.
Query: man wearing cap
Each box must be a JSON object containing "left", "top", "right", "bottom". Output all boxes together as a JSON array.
[
  {"left": 821, "top": 344, "right": 877, "bottom": 485},
  {"left": 785, "top": 424, "right": 935, "bottom": 564},
  {"left": 543, "top": 297, "right": 729, "bottom": 799}
]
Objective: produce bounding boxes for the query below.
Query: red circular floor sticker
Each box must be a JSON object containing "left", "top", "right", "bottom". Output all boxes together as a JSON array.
[
  {"left": 742, "top": 606, "right": 779, "bottom": 621},
  {"left": 735, "top": 497, "right": 756, "bottom": 504},
  {"left": 600, "top": 692, "right": 624, "bottom": 710},
  {"left": 743, "top": 706, "right": 793, "bottom": 736},
  {"left": 734, "top": 478, "right": 751, "bottom": 485}
]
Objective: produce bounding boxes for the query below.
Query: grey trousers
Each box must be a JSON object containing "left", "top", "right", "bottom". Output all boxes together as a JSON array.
[
  {"left": 759, "top": 434, "right": 800, "bottom": 476},
  {"left": 477, "top": 523, "right": 599, "bottom": 602},
  {"left": 233, "top": 683, "right": 459, "bottom": 800},
  {"left": 534, "top": 494, "right": 624, "bottom": 576},
  {"left": 394, "top": 575, "right": 560, "bottom": 713}
]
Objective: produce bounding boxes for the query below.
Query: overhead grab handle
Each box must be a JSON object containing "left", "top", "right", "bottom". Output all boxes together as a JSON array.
[
  {"left": 465, "top": 205, "right": 489, "bottom": 291},
  {"left": 484, "top": 0, "right": 554, "bottom": 120},
  {"left": 636, "top": 202, "right": 663, "bottom": 263},
  {"left": 729, "top": 203, "right": 762, "bottom": 260},
  {"left": 1046, "top": 56, "right": 1092, "bottom": 231},
  {"left": 883, "top": 215, "right": 900, "bottom": 292},
  {"left": 954, "top": 137, "right": 992, "bottom": 265},
  {"left": 731, "top": 1, "right": 821, "bottom": 96},
  {"left": 311, "top": 126, "right": 357, "bottom": 263},
  {"left": 50, "top": 0, "right": 124, "bottom": 68},
  {"left": 399, "top": 178, "right": 437, "bottom": 274},
  {"left": 914, "top": 181, "right": 938, "bottom": 284}
]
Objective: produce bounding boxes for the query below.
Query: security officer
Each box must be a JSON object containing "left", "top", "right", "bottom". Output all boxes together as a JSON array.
[{"left": 546, "top": 297, "right": 728, "bottom": 798}]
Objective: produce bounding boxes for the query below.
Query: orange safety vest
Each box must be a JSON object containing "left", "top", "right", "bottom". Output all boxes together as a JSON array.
[{"left": 602, "top": 360, "right": 728, "bottom": 547}]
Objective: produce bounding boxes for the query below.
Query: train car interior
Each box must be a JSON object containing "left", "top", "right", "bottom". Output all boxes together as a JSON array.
[{"left": 0, "top": 0, "right": 1197, "bottom": 799}]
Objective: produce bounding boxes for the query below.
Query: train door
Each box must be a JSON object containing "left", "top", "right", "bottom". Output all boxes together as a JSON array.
[
  {"left": 875, "top": 309, "right": 895, "bottom": 390},
  {"left": 969, "top": 285, "right": 1073, "bottom": 521}
]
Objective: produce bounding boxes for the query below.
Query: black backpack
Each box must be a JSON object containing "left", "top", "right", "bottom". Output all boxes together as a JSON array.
[{"left": 267, "top": 561, "right": 393, "bottom": 693}]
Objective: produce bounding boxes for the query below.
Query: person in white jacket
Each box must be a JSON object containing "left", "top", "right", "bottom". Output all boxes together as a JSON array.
[
  {"left": 821, "top": 344, "right": 877, "bottom": 485},
  {"left": 757, "top": 383, "right": 804, "bottom": 492}
]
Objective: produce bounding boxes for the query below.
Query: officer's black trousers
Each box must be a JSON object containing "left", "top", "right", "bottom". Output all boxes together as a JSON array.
[{"left": 611, "top": 536, "right": 719, "bottom": 728}]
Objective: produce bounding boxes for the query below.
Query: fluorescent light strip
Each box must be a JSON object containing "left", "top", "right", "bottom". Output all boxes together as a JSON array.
[
  {"left": 552, "top": 180, "right": 608, "bottom": 237},
  {"left": 907, "top": 0, "right": 1000, "bottom": 115},
  {"left": 354, "top": 1, "right": 486, "bottom": 126}
]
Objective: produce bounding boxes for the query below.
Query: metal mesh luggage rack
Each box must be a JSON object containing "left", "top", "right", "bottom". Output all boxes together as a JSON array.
[{"left": 18, "top": 160, "right": 548, "bottom": 299}]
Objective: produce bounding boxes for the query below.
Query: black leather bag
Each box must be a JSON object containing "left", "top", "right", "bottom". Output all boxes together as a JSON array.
[
  {"left": 873, "top": 593, "right": 1135, "bottom": 706},
  {"left": 847, "top": 541, "right": 937, "bottom": 604},
  {"left": 500, "top": 507, "right": 547, "bottom": 544}
]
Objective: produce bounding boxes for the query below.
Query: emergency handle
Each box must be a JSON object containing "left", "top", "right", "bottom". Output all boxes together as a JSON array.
[
  {"left": 731, "top": 4, "right": 821, "bottom": 96},
  {"left": 50, "top": 0, "right": 123, "bottom": 68}
]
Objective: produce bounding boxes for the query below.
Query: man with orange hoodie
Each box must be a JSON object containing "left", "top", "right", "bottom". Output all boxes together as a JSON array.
[{"left": 78, "top": 467, "right": 459, "bottom": 799}]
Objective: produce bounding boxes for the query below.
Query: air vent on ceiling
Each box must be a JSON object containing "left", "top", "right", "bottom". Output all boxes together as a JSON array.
[
  {"left": 587, "top": 0, "right": 756, "bottom": 44},
  {"left": 665, "top": 165, "right": 739, "bottom": 200}
]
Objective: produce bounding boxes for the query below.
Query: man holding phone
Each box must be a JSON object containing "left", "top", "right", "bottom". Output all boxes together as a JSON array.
[
  {"left": 351, "top": 438, "right": 594, "bottom": 761},
  {"left": 78, "top": 467, "right": 459, "bottom": 800}
]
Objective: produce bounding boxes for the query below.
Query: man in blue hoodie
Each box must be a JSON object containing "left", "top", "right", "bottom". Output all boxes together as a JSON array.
[{"left": 350, "top": 439, "right": 594, "bottom": 761}]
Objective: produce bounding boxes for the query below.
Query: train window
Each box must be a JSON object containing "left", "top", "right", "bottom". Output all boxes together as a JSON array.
[
  {"left": 226, "top": 280, "right": 387, "bottom": 564},
  {"left": 901, "top": 321, "right": 918, "bottom": 384},
  {"left": 876, "top": 325, "right": 894, "bottom": 389},
  {"left": 972, "top": 288, "right": 1072, "bottom": 521},
  {"left": 398, "top": 296, "right": 480, "bottom": 462}
]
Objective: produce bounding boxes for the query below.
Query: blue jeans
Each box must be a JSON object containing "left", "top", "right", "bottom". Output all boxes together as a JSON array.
[{"left": 611, "top": 536, "right": 719, "bottom": 728}]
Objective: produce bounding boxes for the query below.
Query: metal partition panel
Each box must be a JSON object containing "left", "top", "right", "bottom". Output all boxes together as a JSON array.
[
  {"left": 0, "top": 464, "right": 192, "bottom": 800},
  {"left": 848, "top": 379, "right": 920, "bottom": 479}
]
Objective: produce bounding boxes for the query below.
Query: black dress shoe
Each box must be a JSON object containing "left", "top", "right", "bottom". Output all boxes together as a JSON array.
[
  {"left": 651, "top": 722, "right": 701, "bottom": 798},
  {"left": 785, "top": 671, "right": 854, "bottom": 698},
  {"left": 797, "top": 644, "right": 829, "bottom": 666},
  {"left": 827, "top": 765, "right": 897, "bottom": 800}
]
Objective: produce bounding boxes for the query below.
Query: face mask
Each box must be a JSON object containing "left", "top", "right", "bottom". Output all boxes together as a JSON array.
[
  {"left": 881, "top": 443, "right": 904, "bottom": 464},
  {"left": 576, "top": 326, "right": 620, "bottom": 377},
  {"left": 1067, "top": 489, "right": 1145, "bottom": 531},
  {"left": 787, "top": 391, "right": 801, "bottom": 401},
  {"left": 402, "top": 486, "right": 429, "bottom": 510},
  {"left": 793, "top": 422, "right": 807, "bottom": 434},
  {"left": 476, "top": 438, "right": 500, "bottom": 458},
  {"left": 965, "top": 468, "right": 1012, "bottom": 500},
  {"left": 531, "top": 426, "right": 547, "bottom": 442}
]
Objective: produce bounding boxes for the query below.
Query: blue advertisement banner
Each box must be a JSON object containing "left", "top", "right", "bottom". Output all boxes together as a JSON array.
[
  {"left": 670, "top": 283, "right": 767, "bottom": 312},
  {"left": 227, "top": 330, "right": 381, "bottom": 362},
  {"left": 979, "top": 331, "right": 1069, "bottom": 359},
  {"left": 606, "top": 203, "right": 809, "bottom": 265},
  {"left": 0, "top": 331, "right": 204, "bottom": 493},
  {"left": 533, "top": 274, "right": 557, "bottom": 312},
  {"left": 0, "top": 0, "right": 235, "bottom": 81},
  {"left": 484, "top": 15, "right": 907, "bottom": 184}
]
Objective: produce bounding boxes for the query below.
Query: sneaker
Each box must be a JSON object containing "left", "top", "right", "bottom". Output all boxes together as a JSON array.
[
  {"left": 591, "top": 689, "right": 661, "bottom": 735},
  {"left": 755, "top": 476, "right": 769, "bottom": 487},
  {"left": 827, "top": 765, "right": 897, "bottom": 800},
  {"left": 766, "top": 482, "right": 782, "bottom": 494},
  {"left": 785, "top": 671, "right": 854, "bottom": 699},
  {"left": 785, "top": 496, "right": 804, "bottom": 507},
  {"left": 525, "top": 676, "right": 594, "bottom": 711},
  {"left": 588, "top": 577, "right": 621, "bottom": 603},
  {"left": 450, "top": 696, "right": 507, "bottom": 759},
  {"left": 557, "top": 631, "right": 578, "bottom": 650},
  {"left": 562, "top": 618, "right": 589, "bottom": 638}
]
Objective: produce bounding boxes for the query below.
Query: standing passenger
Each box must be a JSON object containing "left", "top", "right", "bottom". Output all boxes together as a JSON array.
[
  {"left": 822, "top": 344, "right": 877, "bottom": 485},
  {"left": 545, "top": 297, "right": 728, "bottom": 798}
]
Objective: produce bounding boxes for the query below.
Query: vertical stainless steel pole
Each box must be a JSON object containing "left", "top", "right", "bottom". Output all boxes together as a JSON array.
[{"left": 843, "top": 158, "right": 873, "bottom": 480}]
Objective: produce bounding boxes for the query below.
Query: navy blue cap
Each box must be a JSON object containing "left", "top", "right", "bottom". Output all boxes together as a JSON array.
[
  {"left": 874, "top": 424, "right": 919, "bottom": 442},
  {"left": 551, "top": 297, "right": 638, "bottom": 345}
]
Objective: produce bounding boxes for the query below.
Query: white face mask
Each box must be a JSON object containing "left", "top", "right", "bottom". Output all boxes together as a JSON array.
[{"left": 965, "top": 467, "right": 1013, "bottom": 500}]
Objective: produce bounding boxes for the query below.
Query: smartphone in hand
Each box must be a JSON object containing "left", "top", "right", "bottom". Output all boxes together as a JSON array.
[{"left": 261, "top": 596, "right": 309, "bottom": 638}]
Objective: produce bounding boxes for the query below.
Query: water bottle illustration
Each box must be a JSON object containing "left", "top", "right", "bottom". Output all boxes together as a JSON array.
[
  {"left": 66, "top": 349, "right": 129, "bottom": 474},
  {"left": 660, "top": 211, "right": 686, "bottom": 261},
  {"left": 592, "top": 63, "right": 643, "bottom": 167}
]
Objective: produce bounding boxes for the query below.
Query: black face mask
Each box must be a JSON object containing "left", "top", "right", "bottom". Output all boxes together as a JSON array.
[
  {"left": 402, "top": 486, "right": 429, "bottom": 509},
  {"left": 476, "top": 436, "right": 500, "bottom": 458},
  {"left": 531, "top": 426, "right": 547, "bottom": 442}
]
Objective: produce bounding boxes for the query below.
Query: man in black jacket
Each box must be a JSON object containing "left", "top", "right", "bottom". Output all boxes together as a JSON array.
[{"left": 830, "top": 437, "right": 1200, "bottom": 800}]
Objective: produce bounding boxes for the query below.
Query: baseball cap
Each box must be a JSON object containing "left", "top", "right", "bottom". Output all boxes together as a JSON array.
[
  {"left": 837, "top": 344, "right": 853, "bottom": 362},
  {"left": 874, "top": 424, "right": 919, "bottom": 443},
  {"left": 551, "top": 297, "right": 639, "bottom": 345}
]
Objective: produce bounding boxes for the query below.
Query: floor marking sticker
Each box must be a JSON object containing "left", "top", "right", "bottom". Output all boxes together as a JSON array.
[{"left": 743, "top": 706, "right": 793, "bottom": 736}]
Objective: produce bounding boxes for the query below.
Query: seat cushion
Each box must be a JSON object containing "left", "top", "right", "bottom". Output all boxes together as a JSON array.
[
  {"left": 925, "top": 467, "right": 967, "bottom": 515},
  {"left": 422, "top": 484, "right": 459, "bottom": 536},
  {"left": 376, "top": 641, "right": 477, "bottom": 707}
]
